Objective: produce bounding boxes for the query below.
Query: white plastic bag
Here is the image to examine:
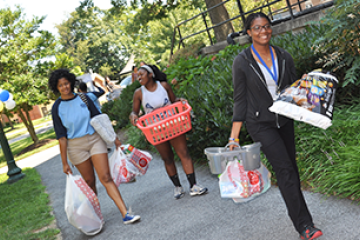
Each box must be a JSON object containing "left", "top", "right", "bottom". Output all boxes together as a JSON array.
[
  {"left": 65, "top": 174, "right": 104, "bottom": 235},
  {"left": 109, "top": 148, "right": 137, "bottom": 186},
  {"left": 121, "top": 144, "right": 153, "bottom": 175},
  {"left": 219, "top": 159, "right": 271, "bottom": 203},
  {"left": 126, "top": 149, "right": 152, "bottom": 176},
  {"left": 128, "top": 149, "right": 152, "bottom": 175}
]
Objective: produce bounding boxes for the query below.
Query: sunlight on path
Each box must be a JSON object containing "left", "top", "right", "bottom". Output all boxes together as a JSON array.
[{"left": 0, "top": 145, "right": 59, "bottom": 174}]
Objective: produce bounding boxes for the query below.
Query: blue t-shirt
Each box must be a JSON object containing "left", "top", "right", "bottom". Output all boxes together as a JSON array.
[
  {"left": 86, "top": 88, "right": 105, "bottom": 113},
  {"left": 52, "top": 93, "right": 100, "bottom": 140}
]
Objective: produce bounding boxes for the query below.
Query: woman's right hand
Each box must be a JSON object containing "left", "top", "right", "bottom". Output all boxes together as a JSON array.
[
  {"left": 228, "top": 141, "right": 239, "bottom": 151},
  {"left": 63, "top": 163, "right": 73, "bottom": 175}
]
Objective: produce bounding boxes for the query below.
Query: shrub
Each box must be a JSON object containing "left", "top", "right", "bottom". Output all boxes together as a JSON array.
[
  {"left": 271, "top": 25, "right": 328, "bottom": 77},
  {"left": 170, "top": 42, "right": 206, "bottom": 64},
  {"left": 314, "top": 0, "right": 360, "bottom": 87},
  {"left": 311, "top": 0, "right": 360, "bottom": 102},
  {"left": 101, "top": 80, "right": 141, "bottom": 131}
]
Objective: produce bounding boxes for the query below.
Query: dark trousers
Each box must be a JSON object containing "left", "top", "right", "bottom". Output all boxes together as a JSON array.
[{"left": 247, "top": 120, "right": 313, "bottom": 233}]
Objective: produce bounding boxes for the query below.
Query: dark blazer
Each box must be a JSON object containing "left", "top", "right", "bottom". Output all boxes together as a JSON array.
[{"left": 232, "top": 45, "right": 298, "bottom": 127}]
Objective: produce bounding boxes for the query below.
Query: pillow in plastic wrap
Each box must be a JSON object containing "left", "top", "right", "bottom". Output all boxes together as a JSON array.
[
  {"left": 269, "top": 72, "right": 338, "bottom": 129},
  {"left": 90, "top": 113, "right": 117, "bottom": 145}
]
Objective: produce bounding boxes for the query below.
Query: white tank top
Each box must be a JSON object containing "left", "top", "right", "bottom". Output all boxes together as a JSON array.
[{"left": 141, "top": 81, "right": 170, "bottom": 114}]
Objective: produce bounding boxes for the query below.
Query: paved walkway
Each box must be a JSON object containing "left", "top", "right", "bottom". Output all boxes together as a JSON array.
[{"left": 2, "top": 146, "right": 360, "bottom": 240}]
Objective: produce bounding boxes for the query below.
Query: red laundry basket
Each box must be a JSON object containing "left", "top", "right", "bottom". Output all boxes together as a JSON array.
[{"left": 136, "top": 101, "right": 192, "bottom": 145}]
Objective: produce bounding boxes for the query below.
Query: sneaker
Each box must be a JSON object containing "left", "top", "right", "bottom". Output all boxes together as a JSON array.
[
  {"left": 300, "top": 225, "right": 323, "bottom": 240},
  {"left": 174, "top": 186, "right": 185, "bottom": 199},
  {"left": 189, "top": 184, "right": 208, "bottom": 196},
  {"left": 122, "top": 213, "right": 141, "bottom": 225}
]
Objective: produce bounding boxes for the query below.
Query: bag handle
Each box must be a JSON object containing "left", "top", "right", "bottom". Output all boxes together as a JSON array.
[
  {"left": 78, "top": 92, "right": 89, "bottom": 107},
  {"left": 224, "top": 142, "right": 243, "bottom": 164},
  {"left": 225, "top": 142, "right": 241, "bottom": 150}
]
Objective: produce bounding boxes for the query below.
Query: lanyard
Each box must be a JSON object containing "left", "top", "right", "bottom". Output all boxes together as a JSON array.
[{"left": 251, "top": 44, "right": 278, "bottom": 85}]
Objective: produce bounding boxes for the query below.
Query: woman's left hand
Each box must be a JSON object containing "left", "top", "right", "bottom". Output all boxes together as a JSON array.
[{"left": 176, "top": 97, "right": 187, "bottom": 103}]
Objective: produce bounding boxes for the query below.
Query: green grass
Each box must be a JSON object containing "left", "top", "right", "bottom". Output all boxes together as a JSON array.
[
  {"left": 0, "top": 168, "right": 60, "bottom": 240},
  {"left": 0, "top": 129, "right": 58, "bottom": 168},
  {"left": 4, "top": 118, "right": 52, "bottom": 141}
]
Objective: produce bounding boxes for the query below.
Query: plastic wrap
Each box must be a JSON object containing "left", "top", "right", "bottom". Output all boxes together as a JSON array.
[
  {"left": 269, "top": 72, "right": 338, "bottom": 129},
  {"left": 218, "top": 160, "right": 271, "bottom": 203}
]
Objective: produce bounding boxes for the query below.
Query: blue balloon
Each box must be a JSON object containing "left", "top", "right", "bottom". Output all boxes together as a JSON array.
[{"left": 0, "top": 90, "right": 10, "bottom": 102}]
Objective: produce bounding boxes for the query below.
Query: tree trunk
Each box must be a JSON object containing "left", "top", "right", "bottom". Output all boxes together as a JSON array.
[
  {"left": 1, "top": 113, "right": 14, "bottom": 129},
  {"left": 205, "top": 0, "right": 234, "bottom": 43},
  {"left": 17, "top": 106, "right": 39, "bottom": 144},
  {"left": 4, "top": 113, "right": 14, "bottom": 129}
]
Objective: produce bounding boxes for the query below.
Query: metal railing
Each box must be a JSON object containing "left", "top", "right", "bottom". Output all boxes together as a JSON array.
[{"left": 170, "top": 0, "right": 334, "bottom": 60}]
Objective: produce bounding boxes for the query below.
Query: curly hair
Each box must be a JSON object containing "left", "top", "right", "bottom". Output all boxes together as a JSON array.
[{"left": 48, "top": 69, "right": 77, "bottom": 94}]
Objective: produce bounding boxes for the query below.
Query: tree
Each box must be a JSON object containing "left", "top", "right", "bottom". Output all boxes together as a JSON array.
[
  {"left": 127, "top": 0, "right": 202, "bottom": 31},
  {"left": 128, "top": 0, "right": 234, "bottom": 43},
  {"left": 204, "top": 0, "right": 234, "bottom": 43},
  {"left": 56, "top": 0, "right": 132, "bottom": 76},
  {"left": 0, "top": 6, "right": 57, "bottom": 144},
  {"left": 130, "top": 3, "right": 209, "bottom": 67}
]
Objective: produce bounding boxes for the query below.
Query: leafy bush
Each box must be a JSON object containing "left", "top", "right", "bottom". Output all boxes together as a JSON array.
[
  {"left": 126, "top": 125, "right": 155, "bottom": 151},
  {"left": 271, "top": 25, "right": 328, "bottom": 77},
  {"left": 313, "top": 0, "right": 360, "bottom": 87},
  {"left": 170, "top": 42, "right": 206, "bottom": 64},
  {"left": 101, "top": 80, "right": 141, "bottom": 131}
]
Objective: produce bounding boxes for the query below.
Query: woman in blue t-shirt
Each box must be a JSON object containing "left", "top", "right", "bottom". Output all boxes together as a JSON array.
[
  {"left": 129, "top": 65, "right": 208, "bottom": 199},
  {"left": 49, "top": 68, "right": 140, "bottom": 225}
]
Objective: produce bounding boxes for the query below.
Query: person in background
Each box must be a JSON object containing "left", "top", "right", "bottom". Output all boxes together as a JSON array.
[
  {"left": 131, "top": 65, "right": 139, "bottom": 83},
  {"left": 228, "top": 12, "right": 322, "bottom": 240},
  {"left": 78, "top": 80, "right": 105, "bottom": 113},
  {"left": 129, "top": 65, "right": 208, "bottom": 199},
  {"left": 49, "top": 69, "right": 140, "bottom": 225}
]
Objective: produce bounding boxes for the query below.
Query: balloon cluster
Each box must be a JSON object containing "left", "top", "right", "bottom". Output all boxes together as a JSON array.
[{"left": 0, "top": 90, "right": 16, "bottom": 112}]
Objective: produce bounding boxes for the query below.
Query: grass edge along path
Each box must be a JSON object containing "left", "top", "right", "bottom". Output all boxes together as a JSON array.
[
  {"left": 0, "top": 168, "right": 61, "bottom": 240},
  {"left": 0, "top": 129, "right": 58, "bottom": 169},
  {"left": 4, "top": 118, "right": 53, "bottom": 141}
]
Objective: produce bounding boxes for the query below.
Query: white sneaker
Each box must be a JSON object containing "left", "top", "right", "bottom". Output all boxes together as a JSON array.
[
  {"left": 189, "top": 184, "right": 208, "bottom": 196},
  {"left": 174, "top": 186, "right": 185, "bottom": 199}
]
